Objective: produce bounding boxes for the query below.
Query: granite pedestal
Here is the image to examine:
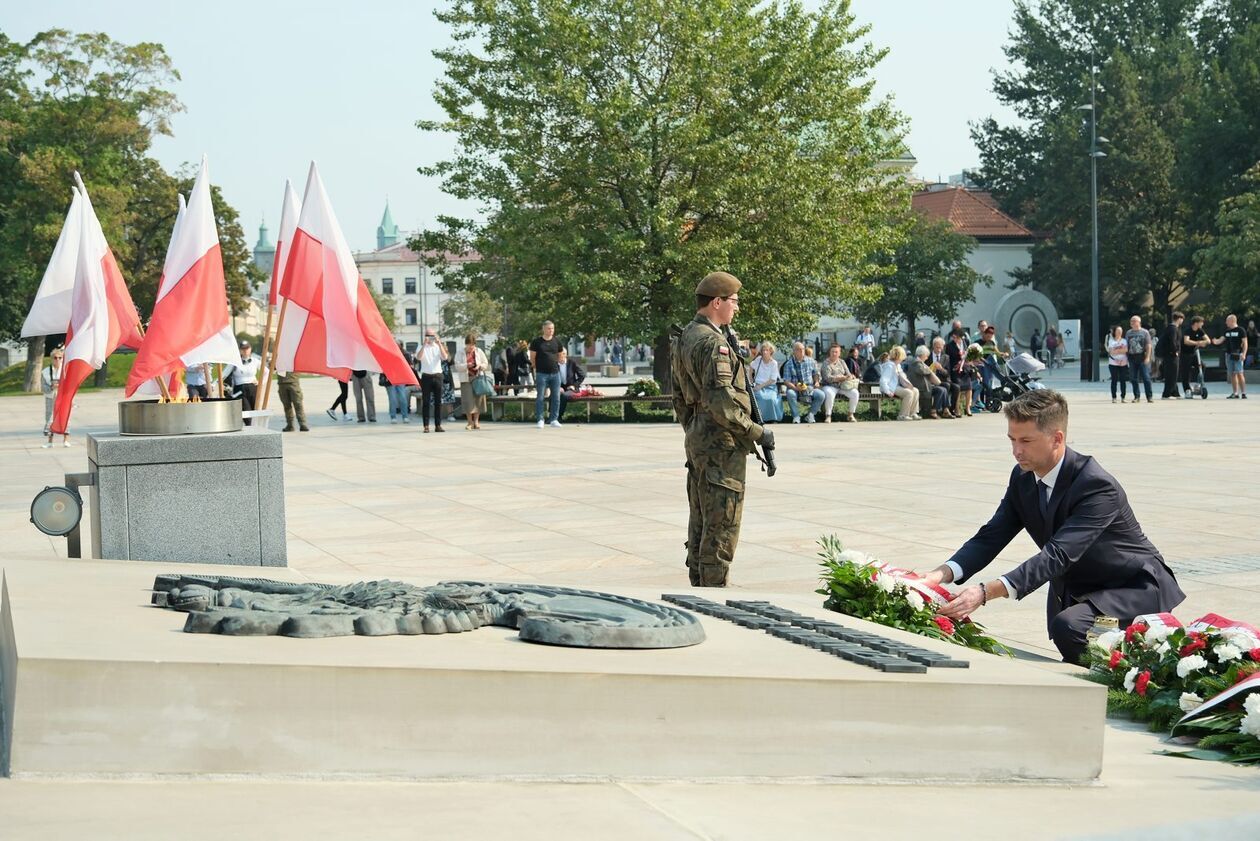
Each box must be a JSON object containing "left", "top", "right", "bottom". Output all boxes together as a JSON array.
[{"left": 87, "top": 428, "right": 286, "bottom": 566}]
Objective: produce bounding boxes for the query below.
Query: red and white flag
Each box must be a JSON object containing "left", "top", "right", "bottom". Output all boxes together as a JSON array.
[
  {"left": 133, "top": 193, "right": 188, "bottom": 400},
  {"left": 277, "top": 162, "right": 416, "bottom": 386},
  {"left": 269, "top": 179, "right": 349, "bottom": 382},
  {"left": 45, "top": 174, "right": 145, "bottom": 434},
  {"left": 21, "top": 190, "right": 82, "bottom": 339},
  {"left": 125, "top": 156, "right": 238, "bottom": 396}
]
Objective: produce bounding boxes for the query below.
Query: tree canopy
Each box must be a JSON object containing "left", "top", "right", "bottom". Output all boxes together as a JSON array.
[
  {"left": 412, "top": 0, "right": 907, "bottom": 382},
  {"left": 0, "top": 29, "right": 256, "bottom": 388},
  {"left": 852, "top": 210, "right": 985, "bottom": 337},
  {"left": 969, "top": 0, "right": 1260, "bottom": 335}
]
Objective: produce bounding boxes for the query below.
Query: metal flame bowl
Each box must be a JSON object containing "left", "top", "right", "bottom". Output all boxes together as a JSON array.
[{"left": 118, "top": 398, "right": 243, "bottom": 436}]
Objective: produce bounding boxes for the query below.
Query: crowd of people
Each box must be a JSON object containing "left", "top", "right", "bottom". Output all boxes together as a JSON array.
[
  {"left": 1111, "top": 311, "right": 1251, "bottom": 402},
  {"left": 748, "top": 319, "right": 1015, "bottom": 424}
]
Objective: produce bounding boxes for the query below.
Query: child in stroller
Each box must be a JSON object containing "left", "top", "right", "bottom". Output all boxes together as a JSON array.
[{"left": 983, "top": 352, "right": 1045, "bottom": 413}]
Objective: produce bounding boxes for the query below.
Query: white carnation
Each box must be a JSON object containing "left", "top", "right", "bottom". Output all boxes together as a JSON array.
[
  {"left": 874, "top": 572, "right": 897, "bottom": 594},
  {"left": 904, "top": 589, "right": 926, "bottom": 610},
  {"left": 1092, "top": 630, "right": 1123, "bottom": 652},
  {"left": 1246, "top": 694, "right": 1260, "bottom": 716},
  {"left": 1176, "top": 654, "right": 1209, "bottom": 679},
  {"left": 1214, "top": 643, "right": 1242, "bottom": 663},
  {"left": 1145, "top": 625, "right": 1175, "bottom": 644},
  {"left": 1178, "top": 692, "right": 1204, "bottom": 713},
  {"left": 1156, "top": 641, "right": 1171, "bottom": 656},
  {"left": 838, "top": 549, "right": 875, "bottom": 566},
  {"left": 1224, "top": 629, "right": 1260, "bottom": 650},
  {"left": 1241, "top": 704, "right": 1260, "bottom": 739},
  {"left": 1123, "top": 667, "right": 1139, "bottom": 693}
]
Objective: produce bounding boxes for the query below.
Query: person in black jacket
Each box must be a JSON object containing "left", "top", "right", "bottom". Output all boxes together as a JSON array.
[
  {"left": 1158, "top": 312, "right": 1184, "bottom": 399},
  {"left": 556, "top": 349, "right": 586, "bottom": 420},
  {"left": 919, "top": 389, "right": 1184, "bottom": 663}
]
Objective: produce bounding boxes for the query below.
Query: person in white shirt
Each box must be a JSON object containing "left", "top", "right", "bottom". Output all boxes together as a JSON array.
[
  {"left": 416, "top": 328, "right": 449, "bottom": 432},
  {"left": 40, "top": 347, "right": 69, "bottom": 448},
  {"left": 228, "top": 341, "right": 262, "bottom": 424},
  {"left": 880, "top": 347, "right": 919, "bottom": 420}
]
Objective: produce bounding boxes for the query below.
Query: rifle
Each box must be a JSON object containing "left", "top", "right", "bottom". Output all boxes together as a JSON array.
[{"left": 724, "top": 326, "right": 777, "bottom": 477}]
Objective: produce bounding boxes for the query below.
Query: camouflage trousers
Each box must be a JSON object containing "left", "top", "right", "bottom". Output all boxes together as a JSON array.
[{"left": 684, "top": 443, "right": 747, "bottom": 587}]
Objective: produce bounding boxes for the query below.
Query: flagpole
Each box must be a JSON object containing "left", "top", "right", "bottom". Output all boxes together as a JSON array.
[
  {"left": 218, "top": 363, "right": 225, "bottom": 399},
  {"left": 257, "top": 299, "right": 277, "bottom": 402},
  {"left": 261, "top": 298, "right": 289, "bottom": 410},
  {"left": 133, "top": 321, "right": 172, "bottom": 402}
]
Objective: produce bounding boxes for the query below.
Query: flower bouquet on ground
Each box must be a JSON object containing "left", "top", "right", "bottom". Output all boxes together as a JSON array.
[
  {"left": 815, "top": 535, "right": 1010, "bottom": 656},
  {"left": 626, "top": 378, "right": 661, "bottom": 397},
  {"left": 1084, "top": 612, "right": 1260, "bottom": 764}
]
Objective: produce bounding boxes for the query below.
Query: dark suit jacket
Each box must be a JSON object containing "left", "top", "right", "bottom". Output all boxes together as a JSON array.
[
  {"left": 948, "top": 448, "right": 1184, "bottom": 631},
  {"left": 1159, "top": 323, "right": 1182, "bottom": 358},
  {"left": 560, "top": 359, "right": 586, "bottom": 389}
]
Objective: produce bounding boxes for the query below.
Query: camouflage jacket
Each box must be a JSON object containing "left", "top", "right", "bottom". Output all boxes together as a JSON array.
[{"left": 671, "top": 315, "right": 763, "bottom": 453}]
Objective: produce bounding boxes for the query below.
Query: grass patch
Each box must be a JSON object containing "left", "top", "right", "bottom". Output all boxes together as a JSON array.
[{"left": 0, "top": 353, "right": 138, "bottom": 396}]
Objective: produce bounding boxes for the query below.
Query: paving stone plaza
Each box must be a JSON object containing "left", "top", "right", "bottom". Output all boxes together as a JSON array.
[{"left": 2, "top": 368, "right": 1259, "bottom": 838}]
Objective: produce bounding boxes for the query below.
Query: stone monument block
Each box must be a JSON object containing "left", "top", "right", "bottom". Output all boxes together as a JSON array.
[{"left": 87, "top": 428, "right": 286, "bottom": 566}]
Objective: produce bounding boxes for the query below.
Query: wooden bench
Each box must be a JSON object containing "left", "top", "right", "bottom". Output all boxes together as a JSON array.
[
  {"left": 779, "top": 383, "right": 886, "bottom": 420},
  {"left": 489, "top": 393, "right": 675, "bottom": 422}
]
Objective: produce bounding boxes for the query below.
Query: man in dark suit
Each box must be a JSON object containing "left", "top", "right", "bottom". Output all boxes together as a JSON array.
[
  {"left": 920, "top": 389, "right": 1184, "bottom": 663},
  {"left": 556, "top": 349, "right": 586, "bottom": 420}
]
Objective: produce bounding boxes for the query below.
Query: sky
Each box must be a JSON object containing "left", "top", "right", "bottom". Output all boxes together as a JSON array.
[{"left": 10, "top": 0, "right": 1020, "bottom": 253}]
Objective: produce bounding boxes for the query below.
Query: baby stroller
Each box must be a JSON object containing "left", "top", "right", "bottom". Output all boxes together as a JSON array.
[
  {"left": 1185, "top": 347, "right": 1208, "bottom": 399},
  {"left": 983, "top": 352, "right": 1045, "bottom": 413}
]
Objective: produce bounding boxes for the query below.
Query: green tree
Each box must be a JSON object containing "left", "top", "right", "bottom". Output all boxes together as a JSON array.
[
  {"left": 852, "top": 211, "right": 985, "bottom": 336},
  {"left": 0, "top": 29, "right": 182, "bottom": 390},
  {"left": 969, "top": 0, "right": 1207, "bottom": 337},
  {"left": 369, "top": 285, "right": 397, "bottom": 332},
  {"left": 440, "top": 290, "right": 504, "bottom": 339},
  {"left": 413, "top": 0, "right": 905, "bottom": 385},
  {"left": 1195, "top": 161, "right": 1260, "bottom": 305}
]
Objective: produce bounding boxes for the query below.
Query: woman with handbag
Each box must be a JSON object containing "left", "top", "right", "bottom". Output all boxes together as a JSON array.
[{"left": 454, "top": 333, "right": 492, "bottom": 430}]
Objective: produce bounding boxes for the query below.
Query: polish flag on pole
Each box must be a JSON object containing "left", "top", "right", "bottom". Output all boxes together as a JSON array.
[
  {"left": 44, "top": 174, "right": 145, "bottom": 435},
  {"left": 277, "top": 163, "right": 415, "bottom": 386},
  {"left": 21, "top": 189, "right": 82, "bottom": 339},
  {"left": 125, "top": 156, "right": 238, "bottom": 396},
  {"left": 133, "top": 193, "right": 188, "bottom": 400},
  {"left": 269, "top": 179, "right": 350, "bottom": 384}
]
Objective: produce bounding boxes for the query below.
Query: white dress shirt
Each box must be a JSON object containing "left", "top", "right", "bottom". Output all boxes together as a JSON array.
[{"left": 946, "top": 451, "right": 1066, "bottom": 600}]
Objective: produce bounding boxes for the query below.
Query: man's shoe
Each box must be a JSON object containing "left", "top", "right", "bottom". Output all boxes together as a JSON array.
[
  {"left": 537, "top": 419, "right": 545, "bottom": 428},
  {"left": 435, "top": 426, "right": 445, "bottom": 432},
  {"left": 282, "top": 425, "right": 295, "bottom": 432},
  {"left": 1244, "top": 393, "right": 1249, "bottom": 399},
  {"left": 806, "top": 415, "right": 816, "bottom": 423},
  {"left": 326, "top": 409, "right": 336, "bottom": 420},
  {"left": 1146, "top": 398, "right": 1153, "bottom": 403},
  {"left": 358, "top": 419, "right": 366, "bottom": 422},
  {"left": 1228, "top": 393, "right": 1240, "bottom": 399},
  {"left": 403, "top": 417, "right": 410, "bottom": 424},
  {"left": 1112, "top": 398, "right": 1117, "bottom": 403},
  {"left": 791, "top": 416, "right": 801, "bottom": 424},
  {"left": 299, "top": 426, "right": 309, "bottom": 432},
  {"left": 390, "top": 418, "right": 398, "bottom": 424},
  {"left": 423, "top": 426, "right": 430, "bottom": 433},
  {"left": 549, "top": 420, "right": 562, "bottom": 428}
]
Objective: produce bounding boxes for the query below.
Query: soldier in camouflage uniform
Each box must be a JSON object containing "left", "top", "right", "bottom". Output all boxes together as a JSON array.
[{"left": 671, "top": 272, "right": 774, "bottom": 586}]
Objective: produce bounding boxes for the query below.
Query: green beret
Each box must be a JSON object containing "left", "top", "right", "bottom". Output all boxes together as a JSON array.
[{"left": 695, "top": 271, "right": 742, "bottom": 297}]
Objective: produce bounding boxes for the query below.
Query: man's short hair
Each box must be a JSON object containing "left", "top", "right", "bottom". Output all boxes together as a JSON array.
[
  {"left": 915, "top": 345, "right": 930, "bottom": 359},
  {"left": 1190, "top": 316, "right": 1204, "bottom": 326},
  {"left": 541, "top": 320, "right": 554, "bottom": 329},
  {"left": 1172, "top": 311, "right": 1185, "bottom": 321},
  {"left": 1004, "top": 389, "right": 1069, "bottom": 434},
  {"left": 696, "top": 294, "right": 715, "bottom": 309}
]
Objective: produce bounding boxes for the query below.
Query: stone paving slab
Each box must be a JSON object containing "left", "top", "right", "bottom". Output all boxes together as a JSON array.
[{"left": 1, "top": 368, "right": 1258, "bottom": 834}]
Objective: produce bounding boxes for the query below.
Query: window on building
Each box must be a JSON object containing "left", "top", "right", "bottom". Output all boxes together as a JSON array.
[
  {"left": 405, "top": 308, "right": 417, "bottom": 326},
  {"left": 382, "top": 278, "right": 394, "bottom": 295},
  {"left": 405, "top": 277, "right": 417, "bottom": 295},
  {"left": 405, "top": 342, "right": 418, "bottom": 353}
]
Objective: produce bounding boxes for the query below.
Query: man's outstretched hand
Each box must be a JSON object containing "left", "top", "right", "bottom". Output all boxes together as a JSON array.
[{"left": 938, "top": 585, "right": 984, "bottom": 620}]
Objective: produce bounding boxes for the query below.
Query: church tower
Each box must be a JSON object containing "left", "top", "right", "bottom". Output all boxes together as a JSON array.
[{"left": 376, "top": 201, "right": 400, "bottom": 250}]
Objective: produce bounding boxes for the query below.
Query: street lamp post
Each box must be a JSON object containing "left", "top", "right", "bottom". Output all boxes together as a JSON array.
[{"left": 1080, "top": 58, "right": 1107, "bottom": 382}]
